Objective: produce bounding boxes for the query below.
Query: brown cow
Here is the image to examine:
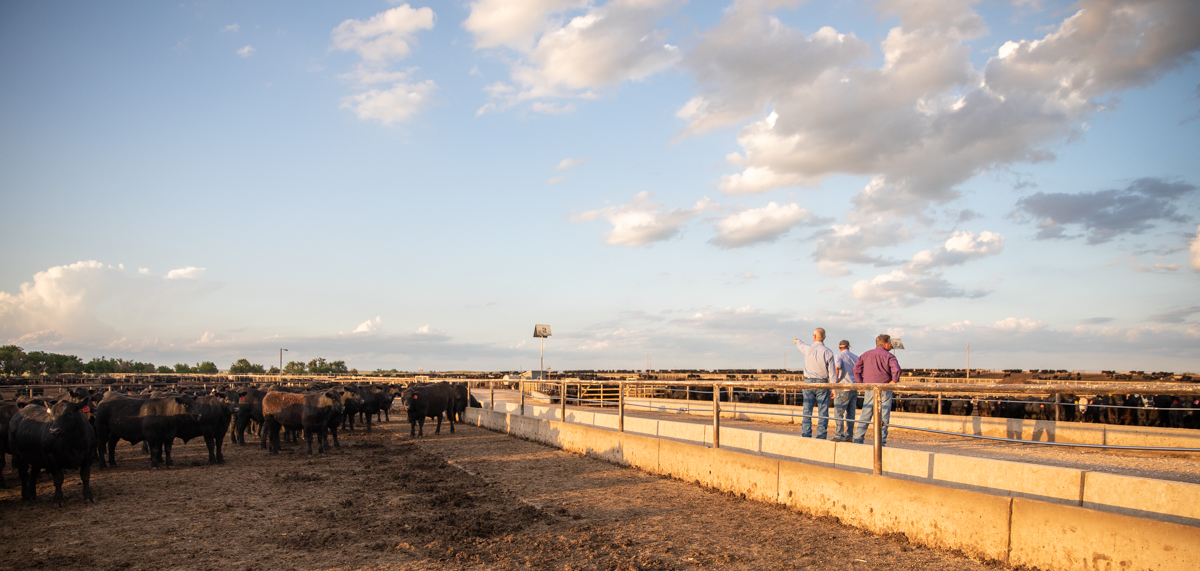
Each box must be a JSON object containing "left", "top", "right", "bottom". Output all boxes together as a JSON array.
[{"left": 260, "top": 391, "right": 342, "bottom": 455}]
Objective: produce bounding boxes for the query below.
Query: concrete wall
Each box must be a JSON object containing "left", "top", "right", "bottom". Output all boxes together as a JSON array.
[
  {"left": 623, "top": 395, "right": 1200, "bottom": 448},
  {"left": 480, "top": 397, "right": 1199, "bottom": 526},
  {"left": 464, "top": 408, "right": 1200, "bottom": 571}
]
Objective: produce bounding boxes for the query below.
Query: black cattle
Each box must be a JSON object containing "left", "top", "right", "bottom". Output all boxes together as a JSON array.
[
  {"left": 349, "top": 385, "right": 388, "bottom": 431},
  {"left": 7, "top": 400, "right": 96, "bottom": 506},
  {"left": 95, "top": 393, "right": 199, "bottom": 469},
  {"left": 261, "top": 390, "right": 342, "bottom": 455},
  {"left": 452, "top": 383, "right": 470, "bottom": 422},
  {"left": 0, "top": 400, "right": 18, "bottom": 488},
  {"left": 176, "top": 396, "right": 234, "bottom": 465},
  {"left": 234, "top": 388, "right": 267, "bottom": 445},
  {"left": 327, "top": 390, "right": 365, "bottom": 449},
  {"left": 402, "top": 382, "right": 457, "bottom": 437}
]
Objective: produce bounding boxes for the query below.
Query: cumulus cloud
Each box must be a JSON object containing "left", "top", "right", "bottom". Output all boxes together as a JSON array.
[
  {"left": 0, "top": 261, "right": 220, "bottom": 348},
  {"left": 467, "top": 0, "right": 682, "bottom": 114},
  {"left": 709, "top": 202, "right": 814, "bottom": 248},
  {"left": 572, "top": 192, "right": 716, "bottom": 247},
  {"left": 1192, "top": 225, "right": 1200, "bottom": 270},
  {"left": 222, "top": 23, "right": 240, "bottom": 33},
  {"left": 332, "top": 4, "right": 435, "bottom": 62},
  {"left": 851, "top": 230, "right": 1004, "bottom": 305},
  {"left": 332, "top": 5, "right": 438, "bottom": 124},
  {"left": 1015, "top": 178, "right": 1196, "bottom": 244},
  {"left": 906, "top": 231, "right": 1004, "bottom": 272},
  {"left": 236, "top": 45, "right": 255, "bottom": 57},
  {"left": 690, "top": 0, "right": 1200, "bottom": 221},
  {"left": 353, "top": 316, "right": 384, "bottom": 334},
  {"left": 340, "top": 77, "right": 436, "bottom": 124},
  {"left": 990, "top": 317, "right": 1047, "bottom": 333},
  {"left": 813, "top": 220, "right": 909, "bottom": 266}
]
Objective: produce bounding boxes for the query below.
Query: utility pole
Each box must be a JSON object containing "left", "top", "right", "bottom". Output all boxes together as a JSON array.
[
  {"left": 967, "top": 343, "right": 971, "bottom": 381},
  {"left": 279, "top": 348, "right": 288, "bottom": 376}
]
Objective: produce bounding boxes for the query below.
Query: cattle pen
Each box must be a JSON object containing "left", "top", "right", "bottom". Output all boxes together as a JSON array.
[{"left": 3, "top": 375, "right": 1198, "bottom": 571}]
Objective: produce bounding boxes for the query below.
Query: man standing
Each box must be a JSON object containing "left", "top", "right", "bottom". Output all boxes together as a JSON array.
[
  {"left": 831, "top": 340, "right": 859, "bottom": 442},
  {"left": 793, "top": 328, "right": 837, "bottom": 440},
  {"left": 853, "top": 334, "right": 901, "bottom": 446}
]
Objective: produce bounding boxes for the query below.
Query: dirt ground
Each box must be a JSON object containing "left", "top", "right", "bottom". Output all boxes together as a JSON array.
[{"left": 1, "top": 419, "right": 1001, "bottom": 571}]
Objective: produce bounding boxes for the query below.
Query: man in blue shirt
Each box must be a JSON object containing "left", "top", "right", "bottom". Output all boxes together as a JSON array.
[
  {"left": 831, "top": 340, "right": 859, "bottom": 442},
  {"left": 793, "top": 328, "right": 838, "bottom": 439}
]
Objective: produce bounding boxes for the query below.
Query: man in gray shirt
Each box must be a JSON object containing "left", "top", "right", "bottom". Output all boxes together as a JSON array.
[
  {"left": 831, "top": 340, "right": 859, "bottom": 442},
  {"left": 793, "top": 328, "right": 838, "bottom": 439}
]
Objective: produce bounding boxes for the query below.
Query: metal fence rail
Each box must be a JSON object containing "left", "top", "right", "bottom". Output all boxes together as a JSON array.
[{"left": 465, "top": 378, "right": 1200, "bottom": 476}]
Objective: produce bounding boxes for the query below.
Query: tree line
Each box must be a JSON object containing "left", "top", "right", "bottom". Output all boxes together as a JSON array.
[{"left": 1, "top": 345, "right": 353, "bottom": 376}]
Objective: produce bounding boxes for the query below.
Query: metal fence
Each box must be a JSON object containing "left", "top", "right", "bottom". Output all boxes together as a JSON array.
[{"left": 462, "top": 379, "right": 1200, "bottom": 476}]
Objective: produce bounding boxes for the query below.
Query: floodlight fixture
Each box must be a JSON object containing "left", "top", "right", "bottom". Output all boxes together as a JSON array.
[
  {"left": 890, "top": 339, "right": 905, "bottom": 350},
  {"left": 533, "top": 324, "right": 551, "bottom": 338},
  {"left": 533, "top": 324, "right": 551, "bottom": 380}
]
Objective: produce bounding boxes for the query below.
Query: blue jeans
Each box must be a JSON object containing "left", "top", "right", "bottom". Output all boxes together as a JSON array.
[
  {"left": 833, "top": 388, "right": 858, "bottom": 440},
  {"left": 854, "top": 389, "right": 893, "bottom": 445},
  {"left": 801, "top": 378, "right": 830, "bottom": 439}
]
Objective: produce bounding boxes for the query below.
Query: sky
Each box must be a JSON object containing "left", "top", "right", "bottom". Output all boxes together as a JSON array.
[{"left": 2, "top": 0, "right": 1199, "bottom": 373}]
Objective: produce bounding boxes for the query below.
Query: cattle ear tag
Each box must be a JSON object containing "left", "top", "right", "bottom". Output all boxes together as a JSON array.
[
  {"left": 413, "top": 395, "right": 418, "bottom": 399},
  {"left": 80, "top": 405, "right": 90, "bottom": 413}
]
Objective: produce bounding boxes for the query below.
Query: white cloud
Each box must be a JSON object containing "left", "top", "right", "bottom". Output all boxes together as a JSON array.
[
  {"left": 353, "top": 316, "right": 384, "bottom": 334},
  {"left": 1191, "top": 225, "right": 1200, "bottom": 271},
  {"left": 546, "top": 176, "right": 566, "bottom": 184},
  {"left": 709, "top": 201, "right": 813, "bottom": 248},
  {"left": 573, "top": 192, "right": 716, "bottom": 247},
  {"left": 814, "top": 219, "right": 909, "bottom": 266},
  {"left": 237, "top": 45, "right": 255, "bottom": 57},
  {"left": 468, "top": 0, "right": 683, "bottom": 113},
  {"left": 415, "top": 324, "right": 432, "bottom": 334},
  {"left": 851, "top": 230, "right": 1004, "bottom": 305},
  {"left": 689, "top": 0, "right": 1200, "bottom": 221},
  {"left": 463, "top": 0, "right": 589, "bottom": 51},
  {"left": 222, "top": 23, "right": 240, "bottom": 33},
  {"left": 906, "top": 231, "right": 1005, "bottom": 272},
  {"left": 331, "top": 4, "right": 436, "bottom": 62},
  {"left": 0, "top": 261, "right": 220, "bottom": 348},
  {"left": 340, "top": 78, "right": 436, "bottom": 124},
  {"left": 556, "top": 157, "right": 587, "bottom": 169},
  {"left": 332, "top": 5, "right": 438, "bottom": 125},
  {"left": 990, "top": 317, "right": 1047, "bottom": 333},
  {"left": 165, "top": 266, "right": 206, "bottom": 280}
]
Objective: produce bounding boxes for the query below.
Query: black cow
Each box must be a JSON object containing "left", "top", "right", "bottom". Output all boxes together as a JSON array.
[
  {"left": 349, "top": 385, "right": 388, "bottom": 431},
  {"left": 0, "top": 400, "right": 18, "bottom": 488},
  {"left": 95, "top": 393, "right": 199, "bottom": 469},
  {"left": 402, "top": 382, "right": 457, "bottom": 437},
  {"left": 452, "top": 383, "right": 470, "bottom": 422},
  {"left": 176, "top": 396, "right": 234, "bottom": 465},
  {"left": 261, "top": 390, "right": 342, "bottom": 455},
  {"left": 234, "top": 388, "right": 267, "bottom": 445},
  {"left": 7, "top": 400, "right": 96, "bottom": 506},
  {"left": 327, "top": 390, "right": 365, "bottom": 449}
]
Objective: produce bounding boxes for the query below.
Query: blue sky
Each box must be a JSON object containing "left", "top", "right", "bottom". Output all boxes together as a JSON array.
[{"left": 2, "top": 0, "right": 1199, "bottom": 372}]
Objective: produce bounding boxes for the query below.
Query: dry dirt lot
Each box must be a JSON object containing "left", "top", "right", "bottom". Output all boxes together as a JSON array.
[{"left": 1, "top": 420, "right": 1001, "bottom": 571}]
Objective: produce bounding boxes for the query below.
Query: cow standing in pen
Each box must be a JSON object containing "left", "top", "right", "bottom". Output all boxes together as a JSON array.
[
  {"left": 402, "top": 382, "right": 457, "bottom": 437},
  {"left": 261, "top": 390, "right": 342, "bottom": 455},
  {"left": 95, "top": 393, "right": 199, "bottom": 469},
  {"left": 7, "top": 399, "right": 96, "bottom": 506}
]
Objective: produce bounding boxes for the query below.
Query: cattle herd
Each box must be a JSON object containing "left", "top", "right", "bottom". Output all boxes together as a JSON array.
[
  {"left": 892, "top": 393, "right": 1200, "bottom": 428},
  {"left": 0, "top": 380, "right": 481, "bottom": 507}
]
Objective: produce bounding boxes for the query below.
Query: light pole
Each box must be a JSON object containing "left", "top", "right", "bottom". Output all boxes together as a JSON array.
[{"left": 279, "top": 348, "right": 288, "bottom": 375}]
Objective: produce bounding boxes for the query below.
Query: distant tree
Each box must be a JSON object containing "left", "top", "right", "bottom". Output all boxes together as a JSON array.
[
  {"left": 24, "top": 351, "right": 85, "bottom": 375},
  {"left": 196, "top": 361, "right": 219, "bottom": 374},
  {"left": 349, "top": 368, "right": 358, "bottom": 375},
  {"left": 174, "top": 363, "right": 194, "bottom": 374},
  {"left": 266, "top": 366, "right": 280, "bottom": 375},
  {"left": 229, "top": 359, "right": 266, "bottom": 374},
  {"left": 156, "top": 365, "right": 172, "bottom": 373},
  {"left": 328, "top": 360, "right": 348, "bottom": 374},
  {"left": 307, "top": 358, "right": 329, "bottom": 374},
  {"left": 1, "top": 345, "right": 27, "bottom": 375},
  {"left": 282, "top": 361, "right": 306, "bottom": 375}
]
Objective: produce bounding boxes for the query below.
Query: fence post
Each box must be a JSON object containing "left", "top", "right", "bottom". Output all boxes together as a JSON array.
[
  {"left": 1055, "top": 392, "right": 1061, "bottom": 422},
  {"left": 937, "top": 392, "right": 943, "bottom": 415},
  {"left": 561, "top": 379, "right": 566, "bottom": 422},
  {"left": 619, "top": 381, "right": 625, "bottom": 432},
  {"left": 872, "top": 388, "right": 882, "bottom": 476},
  {"left": 490, "top": 382, "right": 495, "bottom": 411},
  {"left": 519, "top": 380, "right": 524, "bottom": 416},
  {"left": 712, "top": 383, "right": 721, "bottom": 449}
]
